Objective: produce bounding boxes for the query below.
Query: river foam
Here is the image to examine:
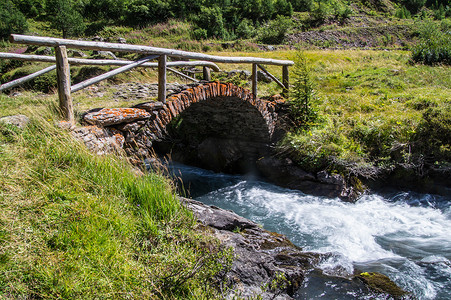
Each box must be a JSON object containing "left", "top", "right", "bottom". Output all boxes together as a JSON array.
[{"left": 169, "top": 163, "right": 451, "bottom": 299}]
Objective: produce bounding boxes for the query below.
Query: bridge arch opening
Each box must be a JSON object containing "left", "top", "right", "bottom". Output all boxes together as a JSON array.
[{"left": 152, "top": 84, "right": 277, "bottom": 174}]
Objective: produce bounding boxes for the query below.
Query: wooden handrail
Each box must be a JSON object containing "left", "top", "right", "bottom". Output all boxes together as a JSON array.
[
  {"left": 5, "top": 34, "right": 293, "bottom": 122},
  {"left": 10, "top": 34, "right": 294, "bottom": 66},
  {"left": 0, "top": 52, "right": 221, "bottom": 71},
  {"left": 71, "top": 55, "right": 158, "bottom": 93}
]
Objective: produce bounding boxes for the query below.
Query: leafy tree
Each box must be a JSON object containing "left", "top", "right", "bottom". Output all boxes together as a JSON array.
[
  {"left": 402, "top": 0, "right": 427, "bottom": 13},
  {"left": 289, "top": 0, "right": 313, "bottom": 11},
  {"left": 82, "top": 0, "right": 127, "bottom": 21},
  {"left": 258, "top": 15, "right": 293, "bottom": 44},
  {"left": 275, "top": 0, "right": 294, "bottom": 16},
  {"left": 193, "top": 6, "right": 227, "bottom": 38},
  {"left": 11, "top": 0, "right": 44, "bottom": 18},
  {"left": 124, "top": 0, "right": 171, "bottom": 26},
  {"left": 236, "top": 19, "right": 256, "bottom": 38},
  {"left": 0, "top": 0, "right": 28, "bottom": 40},
  {"left": 46, "top": 0, "right": 85, "bottom": 38}
]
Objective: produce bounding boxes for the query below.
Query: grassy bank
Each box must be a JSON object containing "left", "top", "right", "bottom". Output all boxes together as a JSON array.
[
  {"left": 208, "top": 48, "right": 450, "bottom": 187},
  {"left": 282, "top": 50, "right": 450, "bottom": 187},
  {"left": 0, "top": 102, "right": 231, "bottom": 298}
]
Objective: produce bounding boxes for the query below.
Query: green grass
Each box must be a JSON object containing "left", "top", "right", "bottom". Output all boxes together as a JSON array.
[
  {"left": 0, "top": 102, "right": 231, "bottom": 299},
  {"left": 279, "top": 50, "right": 451, "bottom": 178}
]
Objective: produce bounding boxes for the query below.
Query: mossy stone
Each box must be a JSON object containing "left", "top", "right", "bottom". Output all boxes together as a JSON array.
[{"left": 356, "top": 272, "right": 408, "bottom": 299}]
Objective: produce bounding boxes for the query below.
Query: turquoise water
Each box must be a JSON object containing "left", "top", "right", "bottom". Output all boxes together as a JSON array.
[{"left": 168, "top": 162, "right": 451, "bottom": 299}]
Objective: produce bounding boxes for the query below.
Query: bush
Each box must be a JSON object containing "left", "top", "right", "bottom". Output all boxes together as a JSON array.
[
  {"left": 236, "top": 19, "right": 256, "bottom": 39},
  {"left": 124, "top": 0, "right": 171, "bottom": 26},
  {"left": 403, "top": 0, "right": 426, "bottom": 13},
  {"left": 0, "top": 0, "right": 28, "bottom": 40},
  {"left": 415, "top": 104, "right": 451, "bottom": 161},
  {"left": 193, "top": 6, "right": 227, "bottom": 39},
  {"left": 309, "top": 1, "right": 333, "bottom": 27},
  {"left": 289, "top": 0, "right": 313, "bottom": 11},
  {"left": 411, "top": 20, "right": 451, "bottom": 65},
  {"left": 257, "top": 15, "right": 293, "bottom": 44},
  {"left": 395, "top": 6, "right": 412, "bottom": 19},
  {"left": 46, "top": 0, "right": 85, "bottom": 38},
  {"left": 275, "top": 0, "right": 294, "bottom": 16}
]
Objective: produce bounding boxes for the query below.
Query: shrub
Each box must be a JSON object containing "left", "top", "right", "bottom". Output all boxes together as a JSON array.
[
  {"left": 275, "top": 0, "right": 294, "bottom": 16},
  {"left": 403, "top": 0, "right": 427, "bottom": 13},
  {"left": 192, "top": 28, "right": 208, "bottom": 40},
  {"left": 395, "top": 6, "right": 412, "bottom": 19},
  {"left": 46, "top": 0, "right": 86, "bottom": 38},
  {"left": 289, "top": 0, "right": 313, "bottom": 11},
  {"left": 236, "top": 19, "right": 256, "bottom": 39},
  {"left": 415, "top": 104, "right": 451, "bottom": 161},
  {"left": 0, "top": 0, "right": 28, "bottom": 40},
  {"left": 124, "top": 0, "right": 171, "bottom": 26},
  {"left": 193, "top": 6, "right": 227, "bottom": 39},
  {"left": 411, "top": 20, "right": 451, "bottom": 65},
  {"left": 257, "top": 15, "right": 293, "bottom": 44}
]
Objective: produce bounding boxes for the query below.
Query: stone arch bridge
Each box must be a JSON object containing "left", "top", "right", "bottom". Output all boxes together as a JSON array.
[{"left": 81, "top": 82, "right": 288, "bottom": 172}]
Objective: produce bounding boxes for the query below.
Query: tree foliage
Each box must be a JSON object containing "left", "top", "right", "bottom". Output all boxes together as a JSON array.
[
  {"left": 0, "top": 0, "right": 28, "bottom": 40},
  {"left": 46, "top": 0, "right": 85, "bottom": 38},
  {"left": 3, "top": 0, "right": 449, "bottom": 40}
]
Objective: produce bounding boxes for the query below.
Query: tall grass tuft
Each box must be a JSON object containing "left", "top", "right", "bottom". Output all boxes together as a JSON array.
[{"left": 0, "top": 109, "right": 231, "bottom": 299}]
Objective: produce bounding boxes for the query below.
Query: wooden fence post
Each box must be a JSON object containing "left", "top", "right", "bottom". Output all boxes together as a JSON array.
[
  {"left": 158, "top": 55, "right": 167, "bottom": 103},
  {"left": 252, "top": 63, "right": 257, "bottom": 97},
  {"left": 55, "top": 45, "right": 74, "bottom": 124},
  {"left": 282, "top": 65, "right": 289, "bottom": 98},
  {"left": 203, "top": 66, "right": 211, "bottom": 81}
]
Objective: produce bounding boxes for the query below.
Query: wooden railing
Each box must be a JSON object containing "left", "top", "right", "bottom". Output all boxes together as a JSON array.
[{"left": 3, "top": 34, "right": 294, "bottom": 124}]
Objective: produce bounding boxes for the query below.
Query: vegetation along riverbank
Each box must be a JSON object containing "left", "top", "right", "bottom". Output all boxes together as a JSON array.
[{"left": 1, "top": 0, "right": 450, "bottom": 298}]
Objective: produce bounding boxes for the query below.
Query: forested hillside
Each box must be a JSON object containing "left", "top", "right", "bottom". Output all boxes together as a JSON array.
[{"left": 1, "top": 0, "right": 450, "bottom": 41}]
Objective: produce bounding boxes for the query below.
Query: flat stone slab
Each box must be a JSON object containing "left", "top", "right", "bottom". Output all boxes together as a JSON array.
[{"left": 84, "top": 108, "right": 151, "bottom": 126}]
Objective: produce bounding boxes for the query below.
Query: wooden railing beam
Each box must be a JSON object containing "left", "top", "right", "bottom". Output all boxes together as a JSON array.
[
  {"left": 257, "top": 64, "right": 285, "bottom": 90},
  {"left": 0, "top": 53, "right": 222, "bottom": 71},
  {"left": 71, "top": 55, "right": 158, "bottom": 93},
  {"left": 167, "top": 67, "right": 199, "bottom": 82},
  {"left": 10, "top": 35, "right": 294, "bottom": 66},
  {"left": 0, "top": 65, "right": 56, "bottom": 92}
]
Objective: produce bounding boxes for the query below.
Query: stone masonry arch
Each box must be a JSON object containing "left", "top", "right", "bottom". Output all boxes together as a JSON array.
[
  {"left": 82, "top": 82, "right": 287, "bottom": 172},
  {"left": 134, "top": 82, "right": 278, "bottom": 142}
]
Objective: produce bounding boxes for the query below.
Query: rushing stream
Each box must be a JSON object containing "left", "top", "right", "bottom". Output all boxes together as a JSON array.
[{"left": 168, "top": 162, "right": 451, "bottom": 299}]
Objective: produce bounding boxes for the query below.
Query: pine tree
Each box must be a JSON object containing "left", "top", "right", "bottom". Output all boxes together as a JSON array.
[{"left": 290, "top": 51, "right": 318, "bottom": 129}]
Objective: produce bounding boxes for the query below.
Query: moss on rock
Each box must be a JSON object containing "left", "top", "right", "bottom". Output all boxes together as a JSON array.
[{"left": 356, "top": 272, "right": 408, "bottom": 299}]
